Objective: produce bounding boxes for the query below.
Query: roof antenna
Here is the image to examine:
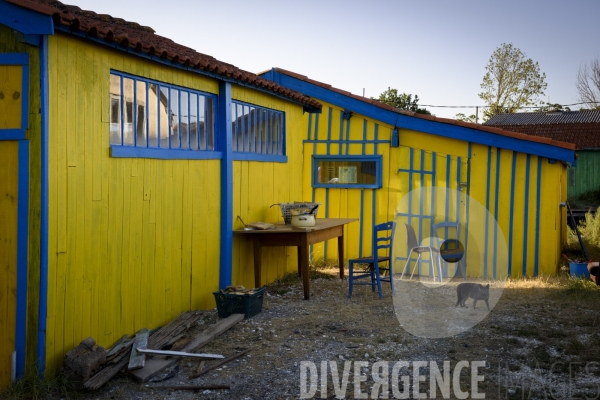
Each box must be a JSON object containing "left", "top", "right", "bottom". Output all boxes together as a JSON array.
[{"left": 363, "top": 88, "right": 365, "bottom": 97}]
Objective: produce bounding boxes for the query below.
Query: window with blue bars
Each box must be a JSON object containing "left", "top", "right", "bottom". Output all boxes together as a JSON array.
[
  {"left": 109, "top": 72, "right": 216, "bottom": 152},
  {"left": 231, "top": 100, "right": 285, "bottom": 160}
]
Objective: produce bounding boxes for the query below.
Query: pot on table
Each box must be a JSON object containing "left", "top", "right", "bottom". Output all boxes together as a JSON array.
[{"left": 291, "top": 209, "right": 315, "bottom": 227}]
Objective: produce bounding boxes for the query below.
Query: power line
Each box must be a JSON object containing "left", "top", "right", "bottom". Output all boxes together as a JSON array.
[{"left": 419, "top": 102, "right": 598, "bottom": 109}]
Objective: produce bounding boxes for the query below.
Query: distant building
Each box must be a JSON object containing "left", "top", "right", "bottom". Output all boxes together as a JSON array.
[{"left": 485, "top": 110, "right": 600, "bottom": 198}]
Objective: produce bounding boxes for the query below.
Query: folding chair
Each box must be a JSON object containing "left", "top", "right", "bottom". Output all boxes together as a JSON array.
[{"left": 400, "top": 223, "right": 442, "bottom": 282}]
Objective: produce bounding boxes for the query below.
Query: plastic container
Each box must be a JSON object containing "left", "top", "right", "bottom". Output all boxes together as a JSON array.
[
  {"left": 213, "top": 287, "right": 266, "bottom": 319},
  {"left": 569, "top": 261, "right": 591, "bottom": 279}
]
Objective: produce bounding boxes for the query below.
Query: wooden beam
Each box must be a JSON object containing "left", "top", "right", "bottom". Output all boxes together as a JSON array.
[
  {"left": 189, "top": 348, "right": 251, "bottom": 379},
  {"left": 128, "top": 329, "right": 149, "bottom": 370},
  {"left": 129, "top": 314, "right": 244, "bottom": 382},
  {"left": 84, "top": 311, "right": 202, "bottom": 390}
]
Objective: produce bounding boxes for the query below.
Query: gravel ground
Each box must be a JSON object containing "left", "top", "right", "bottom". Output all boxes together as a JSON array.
[{"left": 54, "top": 272, "right": 600, "bottom": 399}]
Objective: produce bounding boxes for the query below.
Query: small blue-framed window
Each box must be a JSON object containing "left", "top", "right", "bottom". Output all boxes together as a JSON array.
[
  {"left": 231, "top": 100, "right": 286, "bottom": 163},
  {"left": 109, "top": 71, "right": 220, "bottom": 160},
  {"left": 313, "top": 155, "right": 383, "bottom": 189},
  {"left": 0, "top": 53, "right": 29, "bottom": 140}
]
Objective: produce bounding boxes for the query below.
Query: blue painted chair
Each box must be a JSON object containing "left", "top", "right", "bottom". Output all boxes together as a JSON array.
[
  {"left": 401, "top": 223, "right": 442, "bottom": 282},
  {"left": 348, "top": 221, "right": 396, "bottom": 299}
]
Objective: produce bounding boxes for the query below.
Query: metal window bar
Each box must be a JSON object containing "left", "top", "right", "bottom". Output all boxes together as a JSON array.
[
  {"left": 133, "top": 77, "right": 137, "bottom": 147},
  {"left": 119, "top": 75, "right": 124, "bottom": 146}
]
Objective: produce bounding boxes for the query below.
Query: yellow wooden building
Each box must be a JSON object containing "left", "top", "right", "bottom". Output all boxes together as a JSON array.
[
  {"left": 0, "top": 0, "right": 321, "bottom": 385},
  {"left": 0, "top": 0, "right": 577, "bottom": 387},
  {"left": 260, "top": 68, "right": 576, "bottom": 282}
]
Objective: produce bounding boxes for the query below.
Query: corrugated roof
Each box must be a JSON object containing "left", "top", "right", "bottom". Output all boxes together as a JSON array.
[
  {"left": 269, "top": 68, "right": 576, "bottom": 151},
  {"left": 485, "top": 111, "right": 600, "bottom": 150},
  {"left": 485, "top": 110, "right": 600, "bottom": 125},
  {"left": 6, "top": 0, "right": 322, "bottom": 111},
  {"left": 482, "top": 123, "right": 600, "bottom": 150}
]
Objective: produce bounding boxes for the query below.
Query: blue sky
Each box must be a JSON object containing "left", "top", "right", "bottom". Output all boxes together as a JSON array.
[{"left": 68, "top": 0, "right": 600, "bottom": 119}]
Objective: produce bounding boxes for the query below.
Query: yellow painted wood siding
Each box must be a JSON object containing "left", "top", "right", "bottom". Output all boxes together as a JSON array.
[
  {"left": 302, "top": 100, "right": 469, "bottom": 268},
  {"left": 302, "top": 103, "right": 397, "bottom": 263},
  {"left": 302, "top": 99, "right": 566, "bottom": 279},
  {"left": 0, "top": 141, "right": 18, "bottom": 387},
  {"left": 467, "top": 144, "right": 564, "bottom": 278},
  {"left": 45, "top": 33, "right": 221, "bottom": 371},
  {"left": 231, "top": 86, "right": 305, "bottom": 287},
  {"left": 0, "top": 23, "right": 42, "bottom": 377}
]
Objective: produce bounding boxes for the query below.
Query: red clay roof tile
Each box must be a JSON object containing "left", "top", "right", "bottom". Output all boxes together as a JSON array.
[
  {"left": 271, "top": 68, "right": 575, "bottom": 151},
  {"left": 6, "top": 0, "right": 321, "bottom": 111}
]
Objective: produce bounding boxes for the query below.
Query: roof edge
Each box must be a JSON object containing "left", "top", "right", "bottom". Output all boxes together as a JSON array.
[{"left": 270, "top": 68, "right": 576, "bottom": 152}]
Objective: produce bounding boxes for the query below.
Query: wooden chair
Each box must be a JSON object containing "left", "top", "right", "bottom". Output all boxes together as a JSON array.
[{"left": 347, "top": 221, "right": 396, "bottom": 299}]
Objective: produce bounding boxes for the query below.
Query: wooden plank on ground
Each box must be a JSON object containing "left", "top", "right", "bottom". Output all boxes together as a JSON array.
[
  {"left": 84, "top": 311, "right": 202, "bottom": 390},
  {"left": 84, "top": 354, "right": 131, "bottom": 390},
  {"left": 106, "top": 335, "right": 131, "bottom": 361},
  {"left": 148, "top": 311, "right": 203, "bottom": 349},
  {"left": 128, "top": 329, "right": 149, "bottom": 370},
  {"left": 182, "top": 313, "right": 244, "bottom": 352},
  {"left": 129, "top": 314, "right": 244, "bottom": 382},
  {"left": 189, "top": 348, "right": 251, "bottom": 379}
]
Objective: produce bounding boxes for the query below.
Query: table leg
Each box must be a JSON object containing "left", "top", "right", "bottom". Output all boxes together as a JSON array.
[
  {"left": 300, "top": 235, "right": 310, "bottom": 300},
  {"left": 338, "top": 231, "right": 344, "bottom": 279},
  {"left": 297, "top": 247, "right": 302, "bottom": 277},
  {"left": 253, "top": 237, "right": 262, "bottom": 288}
]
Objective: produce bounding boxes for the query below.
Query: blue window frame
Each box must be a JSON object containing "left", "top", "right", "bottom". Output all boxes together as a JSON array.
[
  {"left": 231, "top": 100, "right": 286, "bottom": 162},
  {"left": 109, "top": 71, "right": 220, "bottom": 159},
  {"left": 312, "top": 155, "right": 383, "bottom": 189}
]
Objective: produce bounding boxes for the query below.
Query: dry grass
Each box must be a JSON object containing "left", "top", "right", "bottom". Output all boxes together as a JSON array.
[
  {"left": 0, "top": 368, "right": 80, "bottom": 400},
  {"left": 565, "top": 207, "right": 600, "bottom": 262}
]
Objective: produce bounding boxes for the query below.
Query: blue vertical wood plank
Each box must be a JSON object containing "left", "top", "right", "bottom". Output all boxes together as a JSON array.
[
  {"left": 484, "top": 146, "right": 492, "bottom": 279},
  {"left": 326, "top": 107, "right": 332, "bottom": 155},
  {"left": 508, "top": 152, "right": 517, "bottom": 277},
  {"left": 534, "top": 157, "right": 542, "bottom": 277},
  {"left": 493, "top": 148, "right": 501, "bottom": 279},
  {"left": 38, "top": 35, "right": 50, "bottom": 376},
  {"left": 522, "top": 154, "right": 531, "bottom": 277},
  {"left": 464, "top": 143, "right": 472, "bottom": 280},
  {"left": 218, "top": 82, "right": 233, "bottom": 289},
  {"left": 456, "top": 156, "right": 462, "bottom": 278}
]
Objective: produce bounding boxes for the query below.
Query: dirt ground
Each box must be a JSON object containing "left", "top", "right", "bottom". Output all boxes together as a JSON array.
[{"left": 15, "top": 270, "right": 600, "bottom": 399}]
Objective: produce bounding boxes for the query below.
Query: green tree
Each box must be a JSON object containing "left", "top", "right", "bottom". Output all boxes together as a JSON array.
[
  {"left": 577, "top": 57, "right": 600, "bottom": 109},
  {"left": 375, "top": 88, "right": 431, "bottom": 115},
  {"left": 454, "top": 113, "right": 478, "bottom": 123},
  {"left": 479, "top": 43, "right": 547, "bottom": 120},
  {"left": 534, "top": 102, "right": 571, "bottom": 112}
]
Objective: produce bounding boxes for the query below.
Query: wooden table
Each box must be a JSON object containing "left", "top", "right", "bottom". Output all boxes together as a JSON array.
[{"left": 234, "top": 218, "right": 358, "bottom": 300}]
